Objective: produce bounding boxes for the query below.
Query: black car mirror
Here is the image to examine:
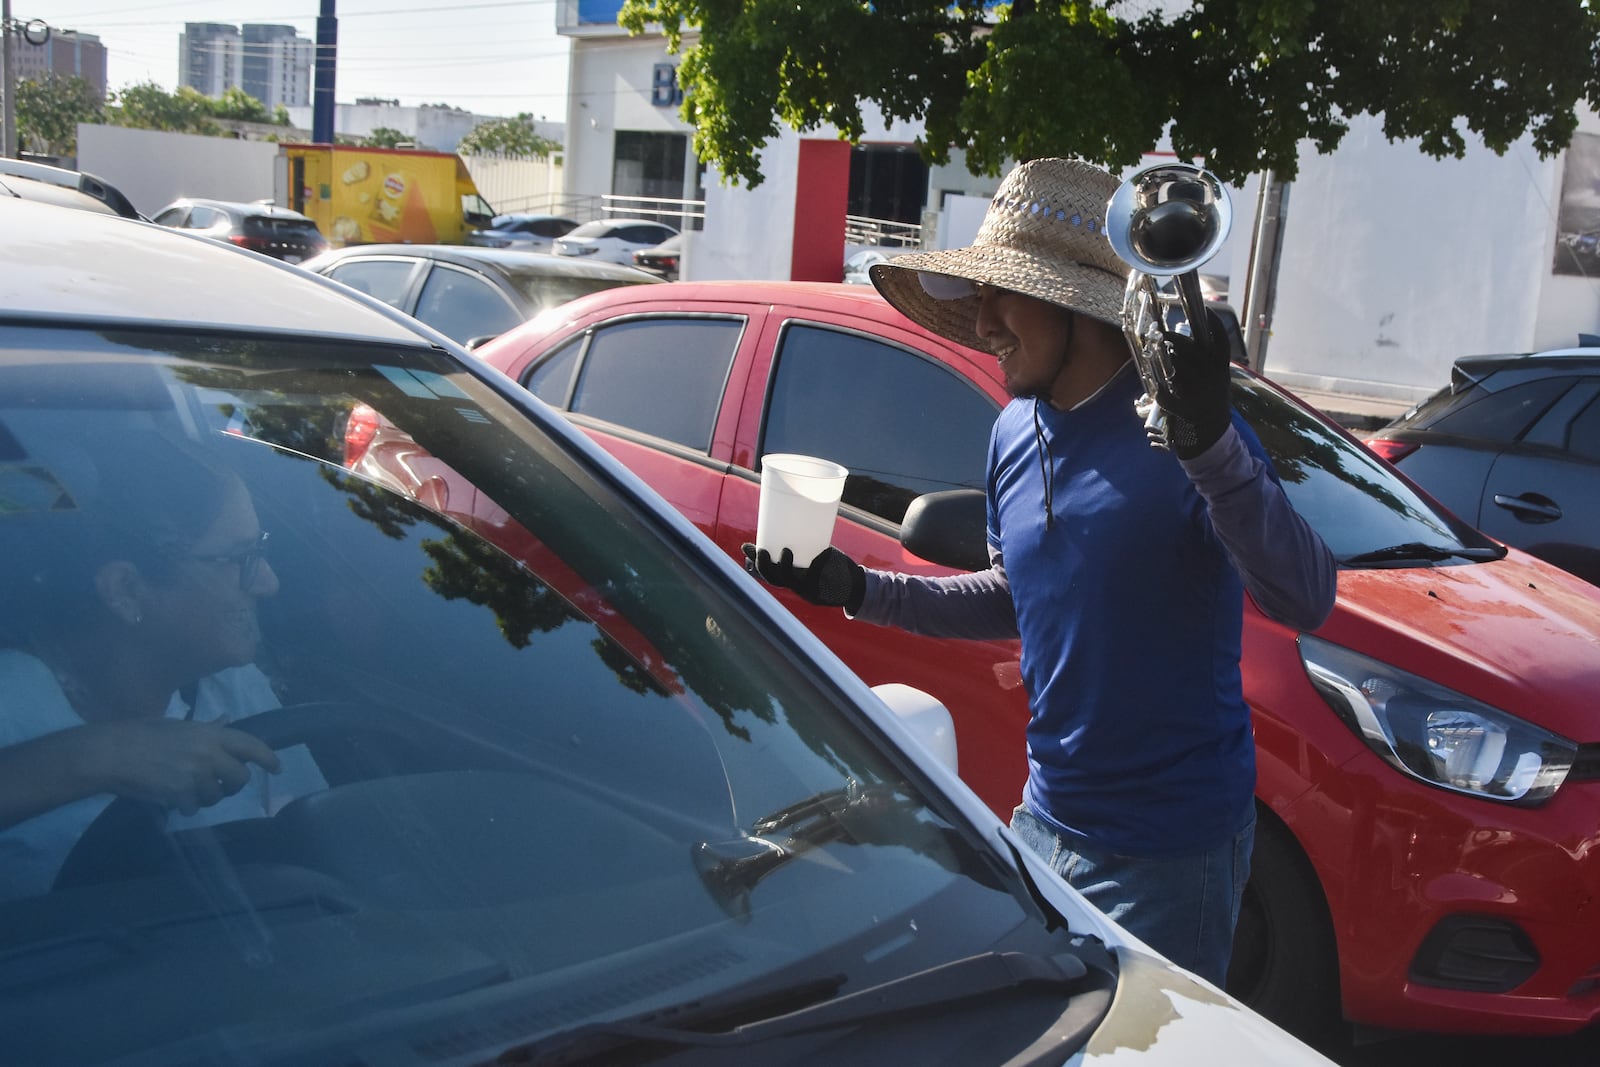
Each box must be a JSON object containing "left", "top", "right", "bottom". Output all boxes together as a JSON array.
[{"left": 901, "top": 489, "right": 988, "bottom": 572}]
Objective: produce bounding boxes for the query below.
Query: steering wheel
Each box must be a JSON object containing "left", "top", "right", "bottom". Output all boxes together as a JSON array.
[{"left": 51, "top": 701, "right": 433, "bottom": 892}]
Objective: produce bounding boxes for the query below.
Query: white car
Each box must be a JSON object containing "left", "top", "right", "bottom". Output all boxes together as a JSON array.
[
  {"left": 553, "top": 217, "right": 679, "bottom": 265},
  {"left": 464, "top": 212, "right": 580, "bottom": 253},
  {"left": 0, "top": 196, "right": 1332, "bottom": 1067}
]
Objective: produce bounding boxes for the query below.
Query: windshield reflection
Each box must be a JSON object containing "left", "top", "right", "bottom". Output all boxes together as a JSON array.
[{"left": 0, "top": 328, "right": 1069, "bottom": 1066}]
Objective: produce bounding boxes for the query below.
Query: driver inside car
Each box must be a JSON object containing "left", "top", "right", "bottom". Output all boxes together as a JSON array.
[{"left": 0, "top": 430, "right": 326, "bottom": 900}]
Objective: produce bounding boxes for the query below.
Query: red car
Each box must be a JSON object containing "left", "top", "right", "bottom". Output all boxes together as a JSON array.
[{"left": 362, "top": 280, "right": 1600, "bottom": 1045}]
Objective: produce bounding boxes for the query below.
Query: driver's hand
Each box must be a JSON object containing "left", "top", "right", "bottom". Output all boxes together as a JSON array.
[{"left": 83, "top": 720, "right": 282, "bottom": 817}]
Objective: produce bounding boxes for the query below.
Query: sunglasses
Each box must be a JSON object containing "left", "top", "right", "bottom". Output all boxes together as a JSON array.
[{"left": 184, "top": 530, "right": 271, "bottom": 590}]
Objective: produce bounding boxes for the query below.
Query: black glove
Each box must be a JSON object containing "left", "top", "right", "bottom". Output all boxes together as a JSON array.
[
  {"left": 742, "top": 544, "right": 866, "bottom": 613},
  {"left": 1153, "top": 307, "right": 1233, "bottom": 460}
]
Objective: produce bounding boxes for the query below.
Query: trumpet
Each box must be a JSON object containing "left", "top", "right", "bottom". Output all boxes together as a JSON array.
[{"left": 1105, "top": 161, "right": 1233, "bottom": 449}]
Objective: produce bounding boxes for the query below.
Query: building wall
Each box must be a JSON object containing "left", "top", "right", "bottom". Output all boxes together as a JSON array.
[
  {"left": 12, "top": 30, "right": 108, "bottom": 101},
  {"left": 180, "top": 23, "right": 242, "bottom": 98},
  {"left": 1255, "top": 110, "right": 1599, "bottom": 401},
  {"left": 282, "top": 103, "right": 556, "bottom": 154},
  {"left": 77, "top": 124, "right": 280, "bottom": 217}
]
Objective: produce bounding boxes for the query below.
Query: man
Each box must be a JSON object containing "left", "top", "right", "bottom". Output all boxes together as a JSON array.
[{"left": 744, "top": 157, "right": 1335, "bottom": 985}]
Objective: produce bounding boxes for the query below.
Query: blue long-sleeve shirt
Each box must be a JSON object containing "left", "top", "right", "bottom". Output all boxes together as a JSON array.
[{"left": 855, "top": 363, "right": 1335, "bottom": 856}]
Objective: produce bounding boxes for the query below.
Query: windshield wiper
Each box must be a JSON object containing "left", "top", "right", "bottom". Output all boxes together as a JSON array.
[
  {"left": 1340, "top": 541, "right": 1506, "bottom": 567},
  {"left": 493, "top": 949, "right": 1092, "bottom": 1065},
  {"left": 692, "top": 780, "right": 915, "bottom": 917}
]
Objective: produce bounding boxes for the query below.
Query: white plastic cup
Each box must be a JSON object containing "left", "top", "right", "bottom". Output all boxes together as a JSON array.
[{"left": 755, "top": 453, "right": 849, "bottom": 566}]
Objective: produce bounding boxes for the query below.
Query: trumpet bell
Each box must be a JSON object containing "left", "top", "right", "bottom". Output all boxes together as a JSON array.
[{"left": 1107, "top": 162, "right": 1232, "bottom": 277}]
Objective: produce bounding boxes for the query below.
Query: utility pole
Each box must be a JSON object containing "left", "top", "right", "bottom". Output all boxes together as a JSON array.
[
  {"left": 1, "top": 8, "right": 48, "bottom": 159},
  {"left": 2, "top": 0, "right": 16, "bottom": 159},
  {"left": 312, "top": 0, "right": 336, "bottom": 144},
  {"left": 1241, "top": 172, "right": 1289, "bottom": 374}
]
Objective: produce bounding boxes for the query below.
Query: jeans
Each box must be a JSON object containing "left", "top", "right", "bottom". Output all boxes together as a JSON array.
[{"left": 1009, "top": 802, "right": 1255, "bottom": 987}]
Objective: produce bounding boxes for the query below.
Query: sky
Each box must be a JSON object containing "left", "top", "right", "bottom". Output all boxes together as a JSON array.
[{"left": 39, "top": 0, "right": 573, "bottom": 119}]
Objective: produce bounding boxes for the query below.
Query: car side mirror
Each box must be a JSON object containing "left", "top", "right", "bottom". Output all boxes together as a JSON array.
[
  {"left": 870, "top": 683, "right": 957, "bottom": 773},
  {"left": 463, "top": 335, "right": 498, "bottom": 352},
  {"left": 900, "top": 488, "right": 988, "bottom": 572}
]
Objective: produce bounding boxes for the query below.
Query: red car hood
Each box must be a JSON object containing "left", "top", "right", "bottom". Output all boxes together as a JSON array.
[{"left": 1318, "top": 548, "right": 1600, "bottom": 742}]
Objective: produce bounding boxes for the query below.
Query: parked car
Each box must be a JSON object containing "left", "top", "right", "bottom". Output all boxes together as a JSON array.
[
  {"left": 843, "top": 248, "right": 910, "bottom": 285},
  {"left": 149, "top": 196, "right": 328, "bottom": 263},
  {"left": 1365, "top": 346, "right": 1600, "bottom": 586},
  {"left": 465, "top": 212, "right": 580, "bottom": 252},
  {"left": 632, "top": 232, "right": 684, "bottom": 279},
  {"left": 553, "top": 217, "right": 679, "bottom": 265},
  {"left": 466, "top": 280, "right": 1600, "bottom": 1046},
  {"left": 301, "top": 243, "right": 661, "bottom": 347},
  {"left": 0, "top": 195, "right": 1335, "bottom": 1066},
  {"left": 0, "top": 158, "right": 143, "bottom": 219}
]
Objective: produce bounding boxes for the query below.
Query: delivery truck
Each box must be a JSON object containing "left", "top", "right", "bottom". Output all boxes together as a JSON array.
[{"left": 277, "top": 144, "right": 496, "bottom": 247}]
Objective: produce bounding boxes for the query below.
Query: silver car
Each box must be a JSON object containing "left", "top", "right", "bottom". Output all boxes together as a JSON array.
[{"left": 0, "top": 197, "right": 1331, "bottom": 1066}]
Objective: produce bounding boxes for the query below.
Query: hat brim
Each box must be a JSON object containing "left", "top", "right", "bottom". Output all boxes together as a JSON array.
[{"left": 869, "top": 245, "right": 1126, "bottom": 355}]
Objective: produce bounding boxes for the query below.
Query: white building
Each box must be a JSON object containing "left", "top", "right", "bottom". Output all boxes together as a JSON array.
[
  {"left": 179, "top": 22, "right": 312, "bottom": 112},
  {"left": 282, "top": 100, "right": 561, "bottom": 155},
  {"left": 242, "top": 25, "right": 313, "bottom": 111},
  {"left": 179, "top": 23, "right": 242, "bottom": 99}
]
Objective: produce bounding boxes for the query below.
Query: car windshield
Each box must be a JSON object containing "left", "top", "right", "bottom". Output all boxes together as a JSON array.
[
  {"left": 503, "top": 264, "right": 654, "bottom": 311},
  {"left": 1230, "top": 370, "right": 1492, "bottom": 562},
  {"left": 0, "top": 326, "right": 1085, "bottom": 1065}
]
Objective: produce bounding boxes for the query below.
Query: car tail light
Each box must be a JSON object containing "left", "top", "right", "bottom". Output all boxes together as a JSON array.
[
  {"left": 1364, "top": 437, "right": 1419, "bottom": 464},
  {"left": 228, "top": 233, "right": 271, "bottom": 253},
  {"left": 345, "top": 403, "right": 380, "bottom": 466}
]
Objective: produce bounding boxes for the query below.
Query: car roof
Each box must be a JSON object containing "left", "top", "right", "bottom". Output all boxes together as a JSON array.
[
  {"left": 487, "top": 213, "right": 576, "bottom": 225},
  {"left": 570, "top": 218, "right": 678, "bottom": 233},
  {"left": 0, "top": 198, "right": 437, "bottom": 345},
  {"left": 161, "top": 197, "right": 317, "bottom": 222},
  {"left": 1451, "top": 346, "right": 1600, "bottom": 385},
  {"left": 305, "top": 243, "right": 662, "bottom": 281}
]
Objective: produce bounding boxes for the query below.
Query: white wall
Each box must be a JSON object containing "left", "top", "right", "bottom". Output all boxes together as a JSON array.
[
  {"left": 695, "top": 139, "right": 799, "bottom": 281},
  {"left": 1259, "top": 112, "right": 1591, "bottom": 401},
  {"left": 76, "top": 125, "right": 280, "bottom": 217}
]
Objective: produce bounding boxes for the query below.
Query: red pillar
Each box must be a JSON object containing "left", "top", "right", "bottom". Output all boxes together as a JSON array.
[{"left": 790, "top": 139, "right": 851, "bottom": 282}]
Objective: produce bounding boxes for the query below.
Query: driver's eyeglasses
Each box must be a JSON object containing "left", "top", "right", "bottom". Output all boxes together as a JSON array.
[{"left": 187, "top": 530, "right": 270, "bottom": 590}]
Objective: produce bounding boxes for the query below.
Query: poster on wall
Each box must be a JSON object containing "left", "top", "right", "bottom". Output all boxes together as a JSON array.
[{"left": 1553, "top": 131, "right": 1600, "bottom": 277}]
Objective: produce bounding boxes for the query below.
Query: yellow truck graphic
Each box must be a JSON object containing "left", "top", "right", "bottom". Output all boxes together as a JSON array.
[{"left": 279, "top": 144, "right": 495, "bottom": 247}]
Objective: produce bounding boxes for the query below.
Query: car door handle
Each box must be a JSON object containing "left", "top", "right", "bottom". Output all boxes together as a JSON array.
[{"left": 1492, "top": 493, "right": 1562, "bottom": 521}]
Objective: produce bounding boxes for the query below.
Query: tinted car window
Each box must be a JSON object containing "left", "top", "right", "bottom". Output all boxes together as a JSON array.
[
  {"left": 324, "top": 260, "right": 418, "bottom": 310},
  {"left": 523, "top": 336, "right": 583, "bottom": 406},
  {"left": 152, "top": 207, "right": 186, "bottom": 226},
  {"left": 1567, "top": 393, "right": 1600, "bottom": 461},
  {"left": 763, "top": 324, "right": 997, "bottom": 524},
  {"left": 1429, "top": 377, "right": 1575, "bottom": 442},
  {"left": 1231, "top": 372, "right": 1482, "bottom": 559},
  {"left": 413, "top": 265, "right": 524, "bottom": 343},
  {"left": 568, "top": 318, "right": 742, "bottom": 450}
]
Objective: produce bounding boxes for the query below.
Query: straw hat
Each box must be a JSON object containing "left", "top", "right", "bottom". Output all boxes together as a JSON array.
[{"left": 869, "top": 158, "right": 1129, "bottom": 354}]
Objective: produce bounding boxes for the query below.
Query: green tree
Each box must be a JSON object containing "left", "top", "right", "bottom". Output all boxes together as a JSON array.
[
  {"left": 619, "top": 0, "right": 1600, "bottom": 187},
  {"left": 458, "top": 112, "right": 562, "bottom": 159},
  {"left": 15, "top": 75, "right": 103, "bottom": 157},
  {"left": 211, "top": 86, "right": 272, "bottom": 124},
  {"left": 108, "top": 82, "right": 223, "bottom": 135},
  {"left": 365, "top": 126, "right": 414, "bottom": 148}
]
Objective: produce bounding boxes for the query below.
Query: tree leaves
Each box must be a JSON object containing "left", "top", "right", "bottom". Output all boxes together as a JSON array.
[{"left": 617, "top": 0, "right": 1600, "bottom": 187}]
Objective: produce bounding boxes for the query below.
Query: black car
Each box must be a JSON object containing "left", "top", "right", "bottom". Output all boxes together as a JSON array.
[
  {"left": 150, "top": 197, "right": 328, "bottom": 263},
  {"left": 303, "top": 243, "right": 662, "bottom": 347},
  {"left": 1366, "top": 345, "right": 1600, "bottom": 584},
  {"left": 632, "top": 232, "right": 683, "bottom": 280}
]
